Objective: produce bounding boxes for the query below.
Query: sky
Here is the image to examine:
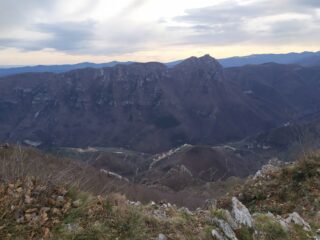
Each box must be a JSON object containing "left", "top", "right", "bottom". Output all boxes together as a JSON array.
[{"left": 0, "top": 0, "right": 320, "bottom": 65}]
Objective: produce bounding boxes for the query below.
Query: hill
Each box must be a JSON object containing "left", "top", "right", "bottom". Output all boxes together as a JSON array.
[
  {"left": 0, "top": 145, "right": 241, "bottom": 209},
  {"left": 0, "top": 146, "right": 319, "bottom": 239}
]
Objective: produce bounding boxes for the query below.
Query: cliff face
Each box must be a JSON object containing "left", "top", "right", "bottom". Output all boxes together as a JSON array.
[{"left": 0, "top": 55, "right": 320, "bottom": 153}]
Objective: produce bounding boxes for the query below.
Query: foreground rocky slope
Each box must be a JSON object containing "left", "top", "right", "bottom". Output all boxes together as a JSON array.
[
  {"left": 227, "top": 153, "right": 320, "bottom": 222},
  {"left": 2, "top": 178, "right": 318, "bottom": 239},
  {"left": 0, "top": 146, "right": 319, "bottom": 239}
]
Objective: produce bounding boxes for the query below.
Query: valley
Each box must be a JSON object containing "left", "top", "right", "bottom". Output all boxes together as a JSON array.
[{"left": 1, "top": 54, "right": 320, "bottom": 239}]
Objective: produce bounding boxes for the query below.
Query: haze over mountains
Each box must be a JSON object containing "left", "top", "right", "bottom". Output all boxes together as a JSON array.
[
  {"left": 1, "top": 51, "right": 320, "bottom": 77},
  {"left": 0, "top": 61, "right": 133, "bottom": 77}
]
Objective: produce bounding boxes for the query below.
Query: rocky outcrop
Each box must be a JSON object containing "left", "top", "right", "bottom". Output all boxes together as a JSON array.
[
  {"left": 231, "top": 197, "right": 253, "bottom": 228},
  {"left": 212, "top": 218, "right": 238, "bottom": 240},
  {"left": 285, "top": 212, "right": 311, "bottom": 231}
]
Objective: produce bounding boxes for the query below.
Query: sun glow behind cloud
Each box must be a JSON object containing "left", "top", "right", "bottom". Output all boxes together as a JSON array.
[{"left": 0, "top": 0, "right": 319, "bottom": 65}]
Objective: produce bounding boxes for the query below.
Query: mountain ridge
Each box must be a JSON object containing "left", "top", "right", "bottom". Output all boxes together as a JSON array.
[
  {"left": 2, "top": 51, "right": 320, "bottom": 77},
  {"left": 0, "top": 55, "right": 282, "bottom": 153},
  {"left": 1, "top": 54, "right": 320, "bottom": 153}
]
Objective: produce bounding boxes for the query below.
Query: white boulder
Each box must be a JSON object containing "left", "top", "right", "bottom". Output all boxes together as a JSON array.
[{"left": 231, "top": 197, "right": 253, "bottom": 228}]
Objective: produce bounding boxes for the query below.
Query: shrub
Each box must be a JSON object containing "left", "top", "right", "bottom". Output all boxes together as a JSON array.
[
  {"left": 236, "top": 226, "right": 254, "bottom": 240},
  {"left": 255, "top": 215, "right": 288, "bottom": 240}
]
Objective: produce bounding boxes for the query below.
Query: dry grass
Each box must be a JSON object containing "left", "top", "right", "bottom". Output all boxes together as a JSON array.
[
  {"left": 0, "top": 177, "right": 217, "bottom": 240},
  {"left": 219, "top": 151, "right": 320, "bottom": 229},
  {"left": 0, "top": 145, "right": 319, "bottom": 239}
]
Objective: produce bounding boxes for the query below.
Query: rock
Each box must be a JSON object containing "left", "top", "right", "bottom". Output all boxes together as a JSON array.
[
  {"left": 276, "top": 215, "right": 289, "bottom": 232},
  {"left": 204, "top": 199, "right": 217, "bottom": 210},
  {"left": 223, "top": 210, "right": 238, "bottom": 230},
  {"left": 72, "top": 200, "right": 82, "bottom": 208},
  {"left": 57, "top": 196, "right": 64, "bottom": 202},
  {"left": 253, "top": 162, "right": 280, "bottom": 180},
  {"left": 266, "top": 212, "right": 274, "bottom": 218},
  {"left": 231, "top": 197, "right": 253, "bottom": 228},
  {"left": 65, "top": 223, "right": 82, "bottom": 233},
  {"left": 258, "top": 213, "right": 289, "bottom": 232},
  {"left": 180, "top": 207, "right": 193, "bottom": 215},
  {"left": 285, "top": 212, "right": 311, "bottom": 231},
  {"left": 315, "top": 229, "right": 320, "bottom": 240},
  {"left": 153, "top": 209, "right": 167, "bottom": 219},
  {"left": 213, "top": 218, "right": 238, "bottom": 240},
  {"left": 157, "top": 233, "right": 167, "bottom": 240},
  {"left": 211, "top": 229, "right": 225, "bottom": 240}
]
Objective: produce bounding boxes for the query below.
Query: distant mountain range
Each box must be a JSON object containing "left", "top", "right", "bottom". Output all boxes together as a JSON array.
[
  {"left": 1, "top": 54, "right": 320, "bottom": 154},
  {"left": 219, "top": 51, "right": 320, "bottom": 67},
  {"left": 168, "top": 51, "right": 320, "bottom": 68},
  {"left": 1, "top": 51, "right": 320, "bottom": 77},
  {"left": 0, "top": 61, "right": 133, "bottom": 77}
]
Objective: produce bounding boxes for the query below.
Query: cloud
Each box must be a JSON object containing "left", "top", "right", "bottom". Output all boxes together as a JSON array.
[
  {"left": 291, "top": 0, "right": 320, "bottom": 8},
  {"left": 0, "top": 0, "right": 57, "bottom": 31},
  {"left": 171, "top": 0, "right": 320, "bottom": 46},
  {"left": 0, "top": 0, "right": 159, "bottom": 55},
  {"left": 0, "top": 0, "right": 319, "bottom": 58},
  {"left": 34, "top": 21, "right": 96, "bottom": 53},
  {"left": 0, "top": 21, "right": 96, "bottom": 53},
  {"left": 118, "top": 0, "right": 149, "bottom": 16}
]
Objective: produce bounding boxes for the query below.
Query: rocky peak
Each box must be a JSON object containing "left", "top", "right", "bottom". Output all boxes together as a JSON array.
[
  {"left": 176, "top": 54, "right": 222, "bottom": 69},
  {"left": 172, "top": 54, "right": 224, "bottom": 81}
]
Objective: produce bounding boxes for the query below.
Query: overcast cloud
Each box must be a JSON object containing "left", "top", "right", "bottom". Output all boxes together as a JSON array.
[
  {"left": 173, "top": 0, "right": 320, "bottom": 45},
  {"left": 0, "top": 0, "right": 319, "bottom": 64}
]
